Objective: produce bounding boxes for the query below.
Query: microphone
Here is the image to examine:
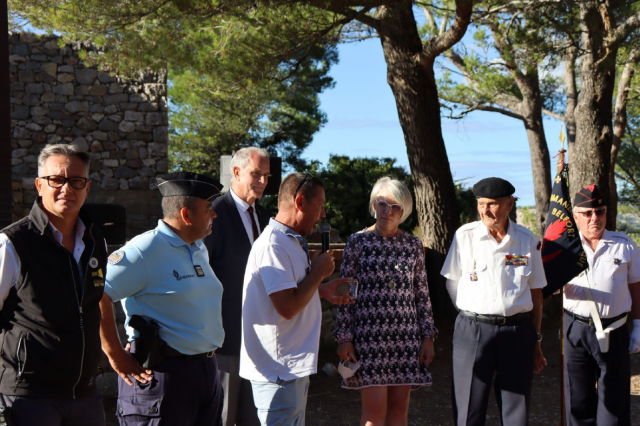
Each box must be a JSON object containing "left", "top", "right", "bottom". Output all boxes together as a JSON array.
[{"left": 320, "top": 223, "right": 331, "bottom": 253}]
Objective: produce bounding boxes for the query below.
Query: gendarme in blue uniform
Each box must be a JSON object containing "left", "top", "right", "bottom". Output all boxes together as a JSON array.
[{"left": 105, "top": 219, "right": 224, "bottom": 355}]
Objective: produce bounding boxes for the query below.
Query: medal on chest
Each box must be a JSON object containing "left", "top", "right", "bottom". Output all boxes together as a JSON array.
[
  {"left": 505, "top": 255, "right": 528, "bottom": 266},
  {"left": 470, "top": 260, "right": 478, "bottom": 282}
]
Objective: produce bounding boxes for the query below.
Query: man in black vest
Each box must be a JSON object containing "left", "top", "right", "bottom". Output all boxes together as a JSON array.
[
  {"left": 204, "top": 147, "right": 270, "bottom": 426},
  {"left": 0, "top": 143, "right": 107, "bottom": 426}
]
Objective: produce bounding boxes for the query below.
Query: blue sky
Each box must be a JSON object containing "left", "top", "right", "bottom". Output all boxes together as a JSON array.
[{"left": 302, "top": 38, "right": 566, "bottom": 207}]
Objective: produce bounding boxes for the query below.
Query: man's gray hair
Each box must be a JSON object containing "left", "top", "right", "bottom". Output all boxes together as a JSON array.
[
  {"left": 37, "top": 143, "right": 91, "bottom": 178},
  {"left": 161, "top": 196, "right": 200, "bottom": 219},
  {"left": 230, "top": 147, "right": 270, "bottom": 172},
  {"left": 369, "top": 176, "right": 413, "bottom": 223}
]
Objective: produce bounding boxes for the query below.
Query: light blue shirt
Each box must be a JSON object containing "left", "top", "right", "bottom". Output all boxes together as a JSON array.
[{"left": 105, "top": 220, "right": 224, "bottom": 355}]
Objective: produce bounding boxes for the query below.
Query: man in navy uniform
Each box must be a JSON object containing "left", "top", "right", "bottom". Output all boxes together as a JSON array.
[
  {"left": 563, "top": 184, "right": 640, "bottom": 426},
  {"left": 100, "top": 172, "right": 225, "bottom": 426},
  {"left": 441, "top": 177, "right": 547, "bottom": 426},
  {"left": 0, "top": 143, "right": 107, "bottom": 425},
  {"left": 204, "top": 147, "right": 270, "bottom": 426}
]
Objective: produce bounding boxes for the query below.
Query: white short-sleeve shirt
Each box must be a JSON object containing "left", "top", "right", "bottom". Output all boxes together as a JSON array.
[
  {"left": 564, "top": 230, "right": 640, "bottom": 318},
  {"left": 441, "top": 220, "right": 547, "bottom": 316},
  {"left": 239, "top": 219, "right": 321, "bottom": 383}
]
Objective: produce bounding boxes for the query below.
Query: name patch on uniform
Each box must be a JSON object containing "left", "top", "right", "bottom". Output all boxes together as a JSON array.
[
  {"left": 505, "top": 255, "right": 528, "bottom": 266},
  {"left": 108, "top": 250, "right": 125, "bottom": 265},
  {"left": 194, "top": 265, "right": 205, "bottom": 277}
]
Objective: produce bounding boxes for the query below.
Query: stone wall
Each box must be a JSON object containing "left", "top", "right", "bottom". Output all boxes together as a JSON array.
[{"left": 9, "top": 32, "right": 168, "bottom": 238}]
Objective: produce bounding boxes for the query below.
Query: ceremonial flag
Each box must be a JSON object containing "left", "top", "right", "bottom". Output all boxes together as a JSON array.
[{"left": 541, "top": 160, "right": 587, "bottom": 299}]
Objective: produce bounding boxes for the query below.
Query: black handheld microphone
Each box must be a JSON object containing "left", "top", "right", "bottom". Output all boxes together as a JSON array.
[{"left": 320, "top": 222, "right": 331, "bottom": 253}]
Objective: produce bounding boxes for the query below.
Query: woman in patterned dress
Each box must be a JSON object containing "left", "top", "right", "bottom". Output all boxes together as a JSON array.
[{"left": 333, "top": 176, "right": 438, "bottom": 426}]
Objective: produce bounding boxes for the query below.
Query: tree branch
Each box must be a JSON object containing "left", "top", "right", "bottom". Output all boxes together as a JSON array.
[
  {"left": 440, "top": 100, "right": 524, "bottom": 120},
  {"left": 608, "top": 9, "right": 640, "bottom": 50},
  {"left": 423, "top": 0, "right": 473, "bottom": 60},
  {"left": 542, "top": 109, "right": 565, "bottom": 121}
]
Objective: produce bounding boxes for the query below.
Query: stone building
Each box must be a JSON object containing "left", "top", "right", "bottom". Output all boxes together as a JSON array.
[{"left": 9, "top": 31, "right": 168, "bottom": 239}]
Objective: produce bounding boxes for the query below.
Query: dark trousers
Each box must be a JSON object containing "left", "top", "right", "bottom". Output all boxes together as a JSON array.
[
  {"left": 452, "top": 313, "right": 536, "bottom": 426},
  {"left": 564, "top": 313, "right": 630, "bottom": 426},
  {"left": 117, "top": 354, "right": 223, "bottom": 426},
  {"left": 2, "top": 390, "right": 105, "bottom": 426}
]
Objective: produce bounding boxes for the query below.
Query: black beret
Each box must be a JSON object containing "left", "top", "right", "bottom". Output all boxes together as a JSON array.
[
  {"left": 472, "top": 177, "right": 515, "bottom": 198},
  {"left": 156, "top": 172, "right": 221, "bottom": 201},
  {"left": 575, "top": 184, "right": 604, "bottom": 208}
]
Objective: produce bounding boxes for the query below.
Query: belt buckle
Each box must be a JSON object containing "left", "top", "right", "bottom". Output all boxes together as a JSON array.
[
  {"left": 206, "top": 351, "right": 215, "bottom": 358},
  {"left": 588, "top": 318, "right": 594, "bottom": 327},
  {"left": 499, "top": 316, "right": 507, "bottom": 325}
]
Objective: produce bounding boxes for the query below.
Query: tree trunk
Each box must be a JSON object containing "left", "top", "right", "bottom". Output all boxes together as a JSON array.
[
  {"left": 609, "top": 47, "right": 640, "bottom": 230},
  {"left": 512, "top": 71, "right": 551, "bottom": 238},
  {"left": 522, "top": 107, "right": 551, "bottom": 237},
  {"left": 377, "top": 4, "right": 461, "bottom": 317},
  {"left": 564, "top": 45, "right": 578, "bottom": 161},
  {"left": 571, "top": 2, "right": 617, "bottom": 227}
]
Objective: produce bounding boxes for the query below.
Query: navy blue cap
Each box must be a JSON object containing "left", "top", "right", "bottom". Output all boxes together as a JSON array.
[
  {"left": 472, "top": 177, "right": 515, "bottom": 198},
  {"left": 156, "top": 172, "right": 221, "bottom": 201}
]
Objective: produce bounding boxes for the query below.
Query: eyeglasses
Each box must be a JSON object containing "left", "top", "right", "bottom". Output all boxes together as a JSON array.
[
  {"left": 576, "top": 208, "right": 606, "bottom": 219},
  {"left": 375, "top": 199, "right": 403, "bottom": 213},
  {"left": 39, "top": 175, "right": 89, "bottom": 189},
  {"left": 293, "top": 173, "right": 313, "bottom": 199}
]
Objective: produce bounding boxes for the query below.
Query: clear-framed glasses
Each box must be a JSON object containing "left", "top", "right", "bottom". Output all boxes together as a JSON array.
[
  {"left": 39, "top": 175, "right": 89, "bottom": 190},
  {"left": 375, "top": 199, "right": 403, "bottom": 213},
  {"left": 576, "top": 208, "right": 606, "bottom": 219}
]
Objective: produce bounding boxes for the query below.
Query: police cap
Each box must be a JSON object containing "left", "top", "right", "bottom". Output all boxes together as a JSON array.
[
  {"left": 156, "top": 172, "right": 222, "bottom": 201},
  {"left": 472, "top": 177, "right": 515, "bottom": 199}
]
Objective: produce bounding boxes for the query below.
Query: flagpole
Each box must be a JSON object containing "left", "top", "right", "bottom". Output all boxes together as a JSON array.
[{"left": 558, "top": 127, "right": 567, "bottom": 426}]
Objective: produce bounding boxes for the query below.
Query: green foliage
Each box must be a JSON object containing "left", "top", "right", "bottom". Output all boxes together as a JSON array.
[
  {"left": 616, "top": 91, "right": 640, "bottom": 206},
  {"left": 169, "top": 44, "right": 337, "bottom": 177},
  {"left": 519, "top": 206, "right": 538, "bottom": 236},
  {"left": 616, "top": 204, "right": 640, "bottom": 246},
  {"left": 310, "top": 156, "right": 418, "bottom": 241}
]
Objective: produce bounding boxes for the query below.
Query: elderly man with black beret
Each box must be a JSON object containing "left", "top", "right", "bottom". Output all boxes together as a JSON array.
[
  {"left": 563, "top": 184, "right": 640, "bottom": 426},
  {"left": 441, "top": 177, "right": 547, "bottom": 426},
  {"left": 100, "top": 172, "right": 225, "bottom": 426}
]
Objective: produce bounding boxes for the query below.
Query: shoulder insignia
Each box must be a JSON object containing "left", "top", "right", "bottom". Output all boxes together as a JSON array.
[{"left": 108, "top": 250, "right": 125, "bottom": 265}]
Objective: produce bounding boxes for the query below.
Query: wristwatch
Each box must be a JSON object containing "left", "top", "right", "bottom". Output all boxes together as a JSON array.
[{"left": 536, "top": 333, "right": 543, "bottom": 343}]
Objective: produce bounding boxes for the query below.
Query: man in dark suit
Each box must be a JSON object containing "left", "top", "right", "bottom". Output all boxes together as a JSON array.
[{"left": 204, "top": 147, "right": 271, "bottom": 426}]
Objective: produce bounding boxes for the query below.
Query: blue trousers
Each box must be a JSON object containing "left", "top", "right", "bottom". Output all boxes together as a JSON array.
[
  {"left": 564, "top": 313, "right": 630, "bottom": 426},
  {"left": 117, "top": 354, "right": 223, "bottom": 426},
  {"left": 2, "top": 390, "right": 105, "bottom": 426},
  {"left": 452, "top": 313, "right": 536, "bottom": 426}
]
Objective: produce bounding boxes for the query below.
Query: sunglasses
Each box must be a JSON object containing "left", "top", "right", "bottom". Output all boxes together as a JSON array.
[
  {"left": 375, "top": 199, "right": 403, "bottom": 213},
  {"left": 576, "top": 208, "right": 606, "bottom": 219},
  {"left": 39, "top": 175, "right": 89, "bottom": 190},
  {"left": 293, "top": 173, "right": 313, "bottom": 199}
]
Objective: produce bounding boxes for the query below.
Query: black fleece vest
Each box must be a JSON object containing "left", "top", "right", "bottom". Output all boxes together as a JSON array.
[{"left": 0, "top": 200, "right": 106, "bottom": 398}]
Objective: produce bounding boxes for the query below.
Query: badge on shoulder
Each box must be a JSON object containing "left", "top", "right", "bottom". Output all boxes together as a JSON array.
[{"left": 505, "top": 255, "right": 528, "bottom": 266}]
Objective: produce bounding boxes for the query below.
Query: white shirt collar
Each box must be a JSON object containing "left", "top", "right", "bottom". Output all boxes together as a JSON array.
[
  {"left": 49, "top": 217, "right": 86, "bottom": 245},
  {"left": 473, "top": 219, "right": 516, "bottom": 244},
  {"left": 230, "top": 188, "right": 255, "bottom": 213}
]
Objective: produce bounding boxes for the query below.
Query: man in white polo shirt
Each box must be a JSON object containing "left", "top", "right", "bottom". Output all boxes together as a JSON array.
[{"left": 240, "top": 173, "right": 352, "bottom": 425}]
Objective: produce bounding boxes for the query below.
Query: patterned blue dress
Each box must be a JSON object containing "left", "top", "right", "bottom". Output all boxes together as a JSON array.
[{"left": 333, "top": 230, "right": 438, "bottom": 389}]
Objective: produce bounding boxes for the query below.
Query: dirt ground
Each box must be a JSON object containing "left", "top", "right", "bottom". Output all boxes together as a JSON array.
[
  {"left": 104, "top": 306, "right": 640, "bottom": 426},
  {"left": 305, "top": 309, "right": 640, "bottom": 426}
]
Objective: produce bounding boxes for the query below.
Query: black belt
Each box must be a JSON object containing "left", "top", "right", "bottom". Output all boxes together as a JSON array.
[
  {"left": 162, "top": 345, "right": 215, "bottom": 359},
  {"left": 564, "top": 309, "right": 628, "bottom": 328},
  {"left": 460, "top": 310, "right": 530, "bottom": 325}
]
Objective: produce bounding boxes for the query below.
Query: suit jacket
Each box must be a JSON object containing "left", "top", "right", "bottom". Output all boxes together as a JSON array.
[{"left": 204, "top": 190, "right": 270, "bottom": 356}]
